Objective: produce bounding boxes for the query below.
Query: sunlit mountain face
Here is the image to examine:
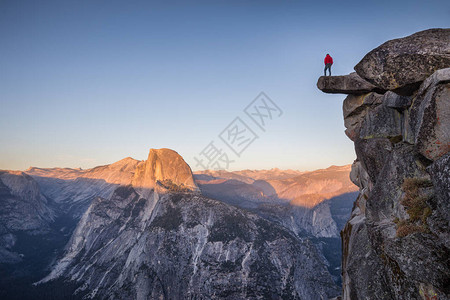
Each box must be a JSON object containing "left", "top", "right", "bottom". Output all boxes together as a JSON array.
[
  {"left": 196, "top": 165, "right": 357, "bottom": 207},
  {"left": 195, "top": 165, "right": 359, "bottom": 285},
  {"left": 0, "top": 150, "right": 356, "bottom": 299}
]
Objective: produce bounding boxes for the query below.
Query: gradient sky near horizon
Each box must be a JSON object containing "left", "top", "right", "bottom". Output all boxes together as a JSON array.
[{"left": 1, "top": 0, "right": 449, "bottom": 171}]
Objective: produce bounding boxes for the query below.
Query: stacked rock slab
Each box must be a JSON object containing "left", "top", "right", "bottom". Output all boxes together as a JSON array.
[{"left": 317, "top": 28, "right": 450, "bottom": 300}]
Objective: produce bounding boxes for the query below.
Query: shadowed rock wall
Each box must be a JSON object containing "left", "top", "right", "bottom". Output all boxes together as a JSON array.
[{"left": 318, "top": 28, "right": 450, "bottom": 300}]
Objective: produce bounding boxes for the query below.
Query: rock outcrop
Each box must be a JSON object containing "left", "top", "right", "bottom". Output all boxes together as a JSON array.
[
  {"left": 318, "top": 29, "right": 450, "bottom": 300},
  {"left": 354, "top": 28, "right": 450, "bottom": 95},
  {"left": 317, "top": 72, "right": 382, "bottom": 94},
  {"left": 39, "top": 148, "right": 339, "bottom": 299}
]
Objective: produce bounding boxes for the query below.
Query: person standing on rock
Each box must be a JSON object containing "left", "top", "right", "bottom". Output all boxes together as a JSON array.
[{"left": 324, "top": 54, "right": 333, "bottom": 76}]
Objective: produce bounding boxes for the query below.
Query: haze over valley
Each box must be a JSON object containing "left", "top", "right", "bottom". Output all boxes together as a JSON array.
[{"left": 0, "top": 149, "right": 357, "bottom": 299}]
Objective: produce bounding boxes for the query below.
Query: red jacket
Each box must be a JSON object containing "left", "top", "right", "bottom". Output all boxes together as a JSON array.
[{"left": 324, "top": 55, "right": 333, "bottom": 65}]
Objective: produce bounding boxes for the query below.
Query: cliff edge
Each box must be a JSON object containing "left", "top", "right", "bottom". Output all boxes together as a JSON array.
[{"left": 318, "top": 28, "right": 450, "bottom": 300}]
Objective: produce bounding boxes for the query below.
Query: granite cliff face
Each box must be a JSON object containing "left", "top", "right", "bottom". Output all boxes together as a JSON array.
[
  {"left": 132, "top": 148, "right": 199, "bottom": 199},
  {"left": 0, "top": 158, "right": 144, "bottom": 299},
  {"left": 39, "top": 148, "right": 339, "bottom": 299},
  {"left": 318, "top": 28, "right": 450, "bottom": 299},
  {"left": 0, "top": 171, "right": 55, "bottom": 263}
]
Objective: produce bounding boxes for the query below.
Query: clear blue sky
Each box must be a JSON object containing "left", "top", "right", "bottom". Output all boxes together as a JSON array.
[{"left": 1, "top": 0, "right": 449, "bottom": 171}]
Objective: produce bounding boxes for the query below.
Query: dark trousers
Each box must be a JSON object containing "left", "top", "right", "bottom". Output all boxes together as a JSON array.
[{"left": 324, "top": 63, "right": 332, "bottom": 76}]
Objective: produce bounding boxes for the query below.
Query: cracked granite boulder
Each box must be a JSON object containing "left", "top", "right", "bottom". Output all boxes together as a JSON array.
[{"left": 355, "top": 28, "right": 450, "bottom": 95}]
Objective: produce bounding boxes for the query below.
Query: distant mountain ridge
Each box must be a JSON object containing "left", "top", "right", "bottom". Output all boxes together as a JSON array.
[
  {"left": 0, "top": 151, "right": 356, "bottom": 299},
  {"left": 197, "top": 168, "right": 305, "bottom": 183},
  {"left": 194, "top": 165, "right": 357, "bottom": 233},
  {"left": 35, "top": 149, "right": 339, "bottom": 299},
  {"left": 26, "top": 157, "right": 142, "bottom": 184},
  {"left": 194, "top": 164, "right": 358, "bottom": 286},
  {"left": 24, "top": 157, "right": 143, "bottom": 220}
]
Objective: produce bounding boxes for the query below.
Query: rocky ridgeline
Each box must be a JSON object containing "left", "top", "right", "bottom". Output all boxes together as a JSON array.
[
  {"left": 39, "top": 148, "right": 339, "bottom": 299},
  {"left": 318, "top": 28, "right": 450, "bottom": 300}
]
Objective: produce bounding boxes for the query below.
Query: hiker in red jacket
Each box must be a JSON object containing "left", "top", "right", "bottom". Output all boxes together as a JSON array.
[{"left": 324, "top": 54, "right": 333, "bottom": 76}]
